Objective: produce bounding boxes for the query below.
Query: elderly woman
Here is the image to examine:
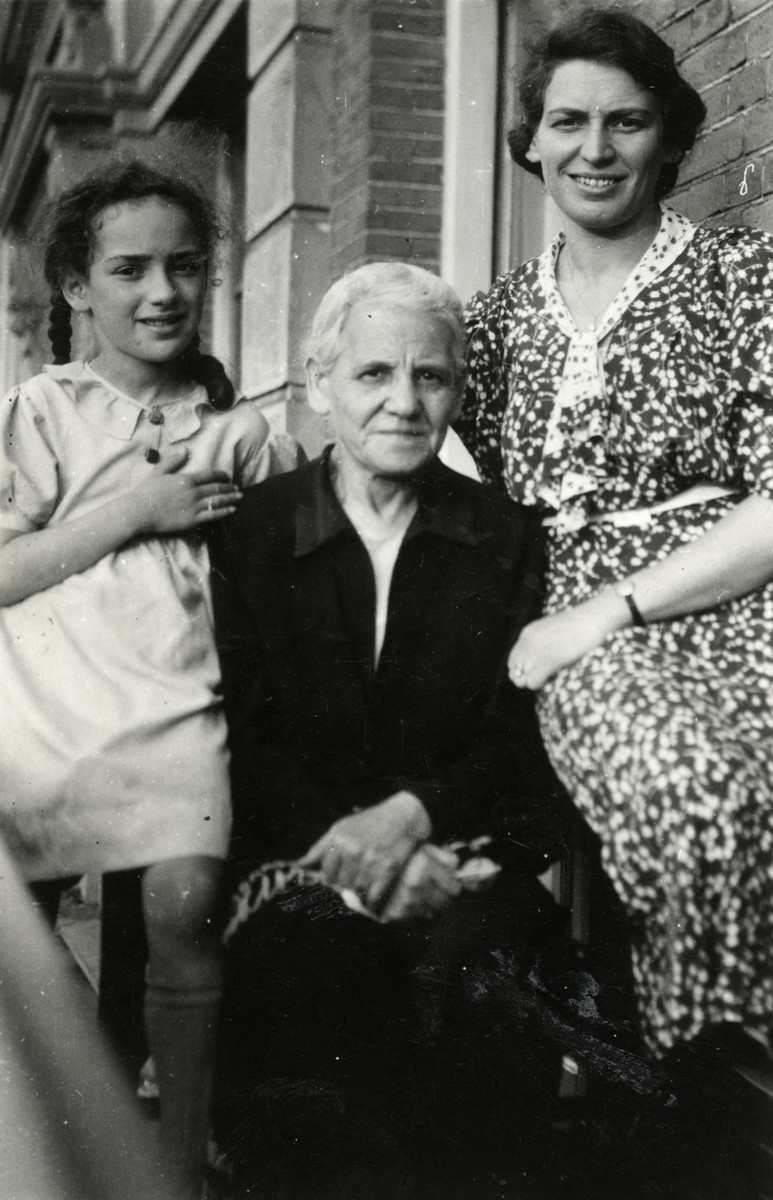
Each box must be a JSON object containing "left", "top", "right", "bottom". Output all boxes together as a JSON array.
[
  {"left": 460, "top": 7, "right": 773, "bottom": 1061},
  {"left": 209, "top": 262, "right": 561, "bottom": 1197}
]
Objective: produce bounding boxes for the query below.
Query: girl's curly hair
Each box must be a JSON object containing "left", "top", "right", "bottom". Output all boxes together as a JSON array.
[{"left": 43, "top": 160, "right": 235, "bottom": 409}]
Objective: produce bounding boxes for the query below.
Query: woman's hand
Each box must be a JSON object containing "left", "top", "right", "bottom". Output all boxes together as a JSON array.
[
  {"left": 131, "top": 449, "right": 242, "bottom": 535},
  {"left": 0, "top": 449, "right": 243, "bottom": 607},
  {"left": 379, "top": 844, "right": 461, "bottom": 923},
  {"left": 300, "top": 790, "right": 432, "bottom": 914},
  {"left": 508, "top": 598, "right": 626, "bottom": 690},
  {"left": 508, "top": 495, "right": 773, "bottom": 691}
]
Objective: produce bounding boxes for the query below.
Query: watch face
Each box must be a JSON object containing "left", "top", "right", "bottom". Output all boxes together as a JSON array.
[{"left": 616, "top": 581, "right": 634, "bottom": 598}]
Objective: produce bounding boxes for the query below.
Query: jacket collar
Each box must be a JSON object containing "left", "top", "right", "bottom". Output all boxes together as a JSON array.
[{"left": 294, "top": 445, "right": 486, "bottom": 558}]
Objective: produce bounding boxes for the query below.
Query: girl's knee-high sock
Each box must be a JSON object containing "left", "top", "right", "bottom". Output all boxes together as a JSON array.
[{"left": 144, "top": 982, "right": 221, "bottom": 1200}]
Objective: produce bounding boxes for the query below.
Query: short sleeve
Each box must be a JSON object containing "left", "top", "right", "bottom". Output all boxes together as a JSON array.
[
  {"left": 0, "top": 385, "right": 59, "bottom": 531},
  {"left": 228, "top": 401, "right": 304, "bottom": 488},
  {"left": 457, "top": 277, "right": 511, "bottom": 489}
]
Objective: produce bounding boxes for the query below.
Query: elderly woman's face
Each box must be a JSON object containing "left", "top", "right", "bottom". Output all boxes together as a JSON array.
[
  {"left": 309, "top": 302, "right": 461, "bottom": 480},
  {"left": 526, "top": 59, "right": 678, "bottom": 234}
]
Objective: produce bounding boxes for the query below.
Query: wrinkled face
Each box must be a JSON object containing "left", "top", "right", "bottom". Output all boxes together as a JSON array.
[
  {"left": 308, "top": 302, "right": 461, "bottom": 481},
  {"left": 64, "top": 195, "right": 207, "bottom": 382},
  {"left": 527, "top": 59, "right": 678, "bottom": 234}
]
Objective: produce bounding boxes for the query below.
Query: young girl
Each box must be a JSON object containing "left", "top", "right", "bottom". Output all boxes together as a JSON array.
[{"left": 0, "top": 160, "right": 296, "bottom": 1199}]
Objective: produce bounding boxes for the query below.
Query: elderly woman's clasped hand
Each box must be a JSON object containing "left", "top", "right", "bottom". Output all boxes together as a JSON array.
[{"left": 301, "top": 790, "right": 462, "bottom": 921}]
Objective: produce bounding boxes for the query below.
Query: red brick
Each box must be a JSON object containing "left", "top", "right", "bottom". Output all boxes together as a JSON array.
[
  {"left": 728, "top": 60, "right": 767, "bottom": 113},
  {"left": 369, "top": 82, "right": 444, "bottom": 111},
  {"left": 371, "top": 32, "right": 444, "bottom": 62},
  {"left": 740, "top": 196, "right": 773, "bottom": 230},
  {"left": 701, "top": 210, "right": 740, "bottom": 227},
  {"left": 371, "top": 60, "right": 444, "bottom": 86},
  {"left": 744, "top": 7, "right": 773, "bottom": 58},
  {"left": 664, "top": 12, "right": 694, "bottom": 58},
  {"left": 370, "top": 133, "right": 443, "bottom": 160},
  {"left": 701, "top": 78, "right": 729, "bottom": 126},
  {"left": 369, "top": 158, "right": 442, "bottom": 185},
  {"left": 680, "top": 25, "right": 746, "bottom": 77},
  {"left": 335, "top": 161, "right": 442, "bottom": 195},
  {"left": 632, "top": 0, "right": 690, "bottom": 26},
  {"left": 680, "top": 117, "right": 745, "bottom": 183},
  {"left": 364, "top": 230, "right": 440, "bottom": 257},
  {"left": 334, "top": 234, "right": 440, "bottom": 272},
  {"left": 372, "top": 109, "right": 444, "bottom": 136},
  {"left": 370, "top": 183, "right": 442, "bottom": 210},
  {"left": 330, "top": 0, "right": 445, "bottom": 274},
  {"left": 691, "top": 0, "right": 732, "bottom": 44},
  {"left": 371, "top": 9, "right": 444, "bottom": 37},
  {"left": 671, "top": 170, "right": 725, "bottom": 219},
  {"left": 742, "top": 96, "right": 773, "bottom": 154},
  {"left": 731, "top": 0, "right": 771, "bottom": 16},
  {"left": 373, "top": 0, "right": 440, "bottom": 14},
  {"left": 366, "top": 207, "right": 443, "bottom": 233}
]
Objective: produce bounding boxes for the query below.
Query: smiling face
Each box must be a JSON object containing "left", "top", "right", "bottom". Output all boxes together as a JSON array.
[
  {"left": 307, "top": 302, "right": 461, "bottom": 483},
  {"left": 63, "top": 194, "right": 207, "bottom": 391},
  {"left": 526, "top": 59, "right": 679, "bottom": 236}
]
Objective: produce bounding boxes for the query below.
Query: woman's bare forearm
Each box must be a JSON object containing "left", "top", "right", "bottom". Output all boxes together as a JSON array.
[
  {"left": 583, "top": 493, "right": 773, "bottom": 632},
  {"left": 509, "top": 494, "right": 773, "bottom": 690},
  {"left": 620, "top": 494, "right": 773, "bottom": 621}
]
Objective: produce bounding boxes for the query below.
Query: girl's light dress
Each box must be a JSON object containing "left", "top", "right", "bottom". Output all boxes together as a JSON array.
[{"left": 0, "top": 362, "right": 297, "bottom": 882}]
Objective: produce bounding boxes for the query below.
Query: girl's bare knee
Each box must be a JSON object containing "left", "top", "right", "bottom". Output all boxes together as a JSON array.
[{"left": 143, "top": 856, "right": 225, "bottom": 990}]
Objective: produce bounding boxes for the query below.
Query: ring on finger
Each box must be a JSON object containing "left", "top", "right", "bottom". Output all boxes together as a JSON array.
[
  {"left": 512, "top": 664, "right": 525, "bottom": 678},
  {"left": 207, "top": 498, "right": 213, "bottom": 513}
]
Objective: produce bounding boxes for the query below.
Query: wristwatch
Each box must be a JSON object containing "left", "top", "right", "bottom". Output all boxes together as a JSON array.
[{"left": 614, "top": 580, "right": 646, "bottom": 627}]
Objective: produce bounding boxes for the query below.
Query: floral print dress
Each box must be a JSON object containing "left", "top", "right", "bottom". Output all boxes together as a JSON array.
[{"left": 460, "top": 208, "right": 773, "bottom": 1056}]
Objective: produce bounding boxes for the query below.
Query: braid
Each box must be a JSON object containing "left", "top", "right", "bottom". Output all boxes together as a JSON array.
[
  {"left": 182, "top": 333, "right": 236, "bottom": 411},
  {"left": 47, "top": 292, "right": 73, "bottom": 364}
]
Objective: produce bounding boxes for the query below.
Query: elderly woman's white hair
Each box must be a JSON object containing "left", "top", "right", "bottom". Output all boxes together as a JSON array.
[{"left": 304, "top": 261, "right": 466, "bottom": 380}]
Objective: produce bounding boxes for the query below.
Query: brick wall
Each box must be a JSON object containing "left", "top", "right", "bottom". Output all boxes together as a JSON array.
[
  {"left": 631, "top": 0, "right": 773, "bottom": 229},
  {"left": 330, "top": 0, "right": 445, "bottom": 275}
]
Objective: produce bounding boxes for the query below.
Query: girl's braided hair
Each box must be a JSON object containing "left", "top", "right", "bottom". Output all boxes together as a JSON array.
[{"left": 42, "top": 159, "right": 235, "bottom": 410}]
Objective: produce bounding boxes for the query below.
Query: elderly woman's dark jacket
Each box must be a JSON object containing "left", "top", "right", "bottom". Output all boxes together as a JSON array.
[{"left": 208, "top": 452, "right": 562, "bottom": 871}]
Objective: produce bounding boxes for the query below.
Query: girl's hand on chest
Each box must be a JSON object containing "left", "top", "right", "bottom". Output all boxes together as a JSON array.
[{"left": 129, "top": 450, "right": 242, "bottom": 535}]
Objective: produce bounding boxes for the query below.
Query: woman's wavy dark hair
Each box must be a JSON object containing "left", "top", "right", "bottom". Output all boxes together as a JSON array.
[
  {"left": 507, "top": 8, "right": 706, "bottom": 201},
  {"left": 43, "top": 160, "right": 235, "bottom": 409}
]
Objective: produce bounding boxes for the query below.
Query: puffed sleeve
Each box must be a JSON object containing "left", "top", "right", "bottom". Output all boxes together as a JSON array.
[
  {"left": 0, "top": 385, "right": 59, "bottom": 532},
  {"left": 228, "top": 400, "right": 305, "bottom": 488},
  {"left": 457, "top": 277, "right": 511, "bottom": 488},
  {"left": 731, "top": 307, "right": 773, "bottom": 501}
]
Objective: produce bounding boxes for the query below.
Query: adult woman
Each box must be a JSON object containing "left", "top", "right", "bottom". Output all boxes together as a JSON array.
[
  {"left": 209, "top": 263, "right": 560, "bottom": 1197},
  {"left": 459, "top": 8, "right": 773, "bottom": 1058}
]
